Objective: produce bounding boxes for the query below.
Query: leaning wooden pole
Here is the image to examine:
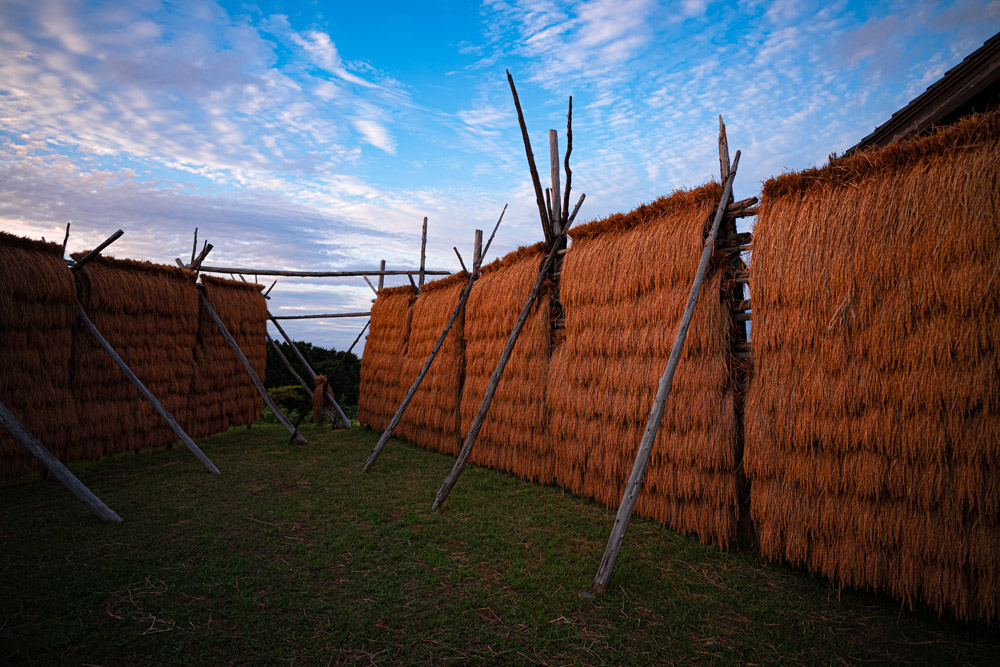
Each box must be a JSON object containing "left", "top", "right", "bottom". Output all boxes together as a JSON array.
[
  {"left": 268, "top": 315, "right": 352, "bottom": 429},
  {"left": 0, "top": 399, "right": 123, "bottom": 523},
  {"left": 432, "top": 239, "right": 562, "bottom": 511},
  {"left": 593, "top": 150, "right": 741, "bottom": 593},
  {"left": 365, "top": 268, "right": 474, "bottom": 471},
  {"left": 198, "top": 291, "right": 308, "bottom": 444},
  {"left": 507, "top": 70, "right": 552, "bottom": 245},
  {"left": 76, "top": 304, "right": 221, "bottom": 473}
]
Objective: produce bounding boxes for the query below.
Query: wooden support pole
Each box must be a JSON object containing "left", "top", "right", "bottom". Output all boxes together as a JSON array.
[
  {"left": 432, "top": 239, "right": 563, "bottom": 511},
  {"left": 270, "top": 312, "right": 371, "bottom": 320},
  {"left": 264, "top": 279, "right": 277, "bottom": 297},
  {"left": 482, "top": 204, "right": 507, "bottom": 259},
  {"left": 366, "top": 222, "right": 499, "bottom": 471},
  {"left": 562, "top": 96, "right": 573, "bottom": 221},
  {"left": 191, "top": 228, "right": 198, "bottom": 265},
  {"left": 565, "top": 193, "right": 586, "bottom": 233},
  {"left": 453, "top": 248, "right": 469, "bottom": 275},
  {"left": 363, "top": 276, "right": 378, "bottom": 295},
  {"left": 419, "top": 217, "right": 428, "bottom": 287},
  {"left": 71, "top": 230, "right": 124, "bottom": 272},
  {"left": 268, "top": 315, "right": 351, "bottom": 429},
  {"left": 0, "top": 398, "right": 122, "bottom": 523},
  {"left": 378, "top": 260, "right": 386, "bottom": 290},
  {"left": 549, "top": 129, "right": 562, "bottom": 231},
  {"left": 473, "top": 229, "right": 483, "bottom": 274},
  {"left": 324, "top": 320, "right": 369, "bottom": 405},
  {"left": 366, "top": 272, "right": 476, "bottom": 471},
  {"left": 198, "top": 292, "right": 307, "bottom": 443},
  {"left": 593, "top": 151, "right": 741, "bottom": 593},
  {"left": 266, "top": 331, "right": 339, "bottom": 424},
  {"left": 408, "top": 274, "right": 418, "bottom": 291},
  {"left": 183, "top": 265, "right": 451, "bottom": 279},
  {"left": 190, "top": 243, "right": 213, "bottom": 273},
  {"left": 61, "top": 223, "right": 71, "bottom": 256},
  {"left": 507, "top": 69, "right": 552, "bottom": 245},
  {"left": 76, "top": 304, "right": 221, "bottom": 473}
]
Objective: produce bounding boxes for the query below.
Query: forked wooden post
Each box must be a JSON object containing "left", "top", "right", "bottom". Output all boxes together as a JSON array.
[
  {"left": 432, "top": 240, "right": 563, "bottom": 511},
  {"left": 269, "top": 315, "right": 352, "bottom": 429},
  {"left": 593, "top": 150, "right": 741, "bottom": 593},
  {"left": 199, "top": 291, "right": 308, "bottom": 444},
  {"left": 76, "top": 304, "right": 221, "bottom": 473},
  {"left": 0, "top": 398, "right": 122, "bottom": 523},
  {"left": 365, "top": 228, "right": 489, "bottom": 471},
  {"left": 419, "top": 217, "right": 428, "bottom": 287}
]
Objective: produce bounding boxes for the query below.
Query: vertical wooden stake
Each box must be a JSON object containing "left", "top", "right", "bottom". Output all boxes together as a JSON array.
[
  {"left": 61, "top": 223, "right": 71, "bottom": 256},
  {"left": 473, "top": 229, "right": 483, "bottom": 275},
  {"left": 76, "top": 304, "right": 221, "bottom": 473},
  {"left": 0, "top": 399, "right": 122, "bottom": 523},
  {"left": 419, "top": 217, "right": 428, "bottom": 287},
  {"left": 199, "top": 292, "right": 308, "bottom": 444},
  {"left": 593, "top": 151, "right": 741, "bottom": 593},
  {"left": 549, "top": 129, "right": 562, "bottom": 233},
  {"left": 378, "top": 260, "right": 386, "bottom": 291}
]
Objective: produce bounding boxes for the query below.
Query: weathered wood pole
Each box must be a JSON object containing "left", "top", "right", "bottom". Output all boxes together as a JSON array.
[
  {"left": 419, "top": 217, "right": 428, "bottom": 287},
  {"left": 76, "top": 304, "right": 221, "bottom": 473},
  {"left": 507, "top": 70, "right": 552, "bottom": 245},
  {"left": 268, "top": 315, "right": 352, "bottom": 429},
  {"left": 198, "top": 291, "right": 308, "bottom": 444},
  {"left": 365, "top": 268, "right": 477, "bottom": 471},
  {"left": 432, "top": 239, "right": 563, "bottom": 511},
  {"left": 562, "top": 97, "right": 573, "bottom": 221},
  {"left": 473, "top": 230, "right": 483, "bottom": 273},
  {"left": 270, "top": 312, "right": 370, "bottom": 320},
  {"left": 549, "top": 129, "right": 562, "bottom": 233},
  {"left": 0, "top": 398, "right": 123, "bottom": 523},
  {"left": 378, "top": 260, "right": 386, "bottom": 290},
  {"left": 593, "top": 150, "right": 741, "bottom": 593},
  {"left": 71, "top": 230, "right": 124, "bottom": 273}
]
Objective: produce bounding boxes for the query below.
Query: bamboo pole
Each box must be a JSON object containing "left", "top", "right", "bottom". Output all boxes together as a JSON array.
[
  {"left": 507, "top": 69, "right": 552, "bottom": 245},
  {"left": 76, "top": 304, "right": 221, "bottom": 473},
  {"left": 419, "top": 217, "right": 428, "bottom": 287},
  {"left": 364, "top": 226, "right": 492, "bottom": 471},
  {"left": 199, "top": 292, "right": 308, "bottom": 443},
  {"left": 593, "top": 150, "right": 741, "bottom": 593},
  {"left": 0, "top": 398, "right": 123, "bottom": 523},
  {"left": 268, "top": 316, "right": 351, "bottom": 429},
  {"left": 432, "top": 239, "right": 562, "bottom": 511}
]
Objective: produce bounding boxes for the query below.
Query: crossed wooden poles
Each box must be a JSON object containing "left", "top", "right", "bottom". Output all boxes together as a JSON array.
[{"left": 364, "top": 73, "right": 746, "bottom": 594}]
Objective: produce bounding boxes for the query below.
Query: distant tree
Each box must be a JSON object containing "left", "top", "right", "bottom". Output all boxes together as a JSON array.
[{"left": 265, "top": 340, "right": 360, "bottom": 409}]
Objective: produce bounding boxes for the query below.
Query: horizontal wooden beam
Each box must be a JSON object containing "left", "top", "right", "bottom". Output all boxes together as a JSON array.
[
  {"left": 270, "top": 312, "right": 371, "bottom": 320},
  {"left": 188, "top": 265, "right": 452, "bottom": 278}
]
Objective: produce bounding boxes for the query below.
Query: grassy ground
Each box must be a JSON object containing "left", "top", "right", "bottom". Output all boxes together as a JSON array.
[{"left": 1, "top": 424, "right": 998, "bottom": 665}]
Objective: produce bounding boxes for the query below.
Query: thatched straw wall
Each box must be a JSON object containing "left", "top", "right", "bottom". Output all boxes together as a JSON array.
[
  {"left": 549, "top": 183, "right": 741, "bottom": 546},
  {"left": 0, "top": 233, "right": 78, "bottom": 480},
  {"left": 746, "top": 111, "right": 1000, "bottom": 622},
  {"left": 71, "top": 255, "right": 199, "bottom": 457},
  {"left": 186, "top": 276, "right": 268, "bottom": 438},
  {"left": 394, "top": 272, "right": 468, "bottom": 455},
  {"left": 460, "top": 244, "right": 553, "bottom": 481},
  {"left": 358, "top": 286, "right": 415, "bottom": 431}
]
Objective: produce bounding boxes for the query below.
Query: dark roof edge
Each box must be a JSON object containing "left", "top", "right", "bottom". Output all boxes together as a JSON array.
[{"left": 848, "top": 32, "right": 1000, "bottom": 154}]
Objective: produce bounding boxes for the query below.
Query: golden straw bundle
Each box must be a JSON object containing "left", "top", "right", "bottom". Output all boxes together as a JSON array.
[{"left": 746, "top": 110, "right": 1000, "bottom": 622}]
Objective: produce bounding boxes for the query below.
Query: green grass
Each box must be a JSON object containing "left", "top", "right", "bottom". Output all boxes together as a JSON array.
[{"left": 1, "top": 424, "right": 997, "bottom": 665}]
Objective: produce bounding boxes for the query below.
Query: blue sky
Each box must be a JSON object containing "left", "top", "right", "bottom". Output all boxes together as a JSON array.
[{"left": 1, "top": 0, "right": 997, "bottom": 350}]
